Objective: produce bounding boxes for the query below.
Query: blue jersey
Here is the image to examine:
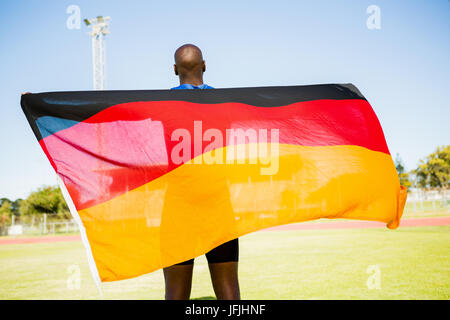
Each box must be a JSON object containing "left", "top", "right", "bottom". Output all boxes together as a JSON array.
[{"left": 171, "top": 83, "right": 214, "bottom": 90}]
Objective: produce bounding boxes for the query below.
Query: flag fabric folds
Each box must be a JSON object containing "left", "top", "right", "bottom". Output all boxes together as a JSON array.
[{"left": 21, "top": 84, "right": 407, "bottom": 282}]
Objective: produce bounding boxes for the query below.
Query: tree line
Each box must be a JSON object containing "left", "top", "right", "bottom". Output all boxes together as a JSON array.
[
  {"left": 0, "top": 186, "right": 70, "bottom": 233},
  {"left": 395, "top": 145, "right": 449, "bottom": 192}
]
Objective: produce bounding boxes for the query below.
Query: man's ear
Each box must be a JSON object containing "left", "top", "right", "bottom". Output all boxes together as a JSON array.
[
  {"left": 174, "top": 64, "right": 178, "bottom": 75},
  {"left": 202, "top": 60, "right": 206, "bottom": 73}
]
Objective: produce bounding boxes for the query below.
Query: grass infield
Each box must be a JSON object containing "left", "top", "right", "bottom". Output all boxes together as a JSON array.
[{"left": 0, "top": 224, "right": 448, "bottom": 299}]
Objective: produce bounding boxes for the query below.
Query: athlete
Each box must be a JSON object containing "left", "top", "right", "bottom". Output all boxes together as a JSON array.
[{"left": 163, "top": 44, "right": 240, "bottom": 300}]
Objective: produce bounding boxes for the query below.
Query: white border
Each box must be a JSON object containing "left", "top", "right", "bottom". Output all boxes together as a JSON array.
[{"left": 57, "top": 174, "right": 104, "bottom": 299}]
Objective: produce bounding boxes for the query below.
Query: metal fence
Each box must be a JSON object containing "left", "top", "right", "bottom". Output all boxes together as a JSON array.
[
  {"left": 404, "top": 189, "right": 449, "bottom": 214},
  {"left": 5, "top": 214, "right": 79, "bottom": 236}
]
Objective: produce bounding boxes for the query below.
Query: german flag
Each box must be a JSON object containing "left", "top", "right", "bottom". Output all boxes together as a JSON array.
[{"left": 21, "top": 84, "right": 407, "bottom": 282}]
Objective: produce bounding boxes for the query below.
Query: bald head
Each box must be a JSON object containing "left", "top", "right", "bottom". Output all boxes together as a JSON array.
[{"left": 173, "top": 44, "right": 206, "bottom": 86}]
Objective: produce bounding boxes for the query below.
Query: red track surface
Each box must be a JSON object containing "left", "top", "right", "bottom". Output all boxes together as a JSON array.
[
  {"left": 0, "top": 235, "right": 81, "bottom": 245},
  {"left": 1, "top": 217, "right": 449, "bottom": 245}
]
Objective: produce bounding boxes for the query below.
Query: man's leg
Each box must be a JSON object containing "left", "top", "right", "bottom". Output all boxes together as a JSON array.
[
  {"left": 163, "top": 260, "right": 194, "bottom": 300},
  {"left": 206, "top": 238, "right": 240, "bottom": 300},
  {"left": 208, "top": 261, "right": 240, "bottom": 300}
]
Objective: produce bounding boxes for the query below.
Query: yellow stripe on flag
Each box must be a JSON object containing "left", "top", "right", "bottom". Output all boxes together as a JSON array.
[{"left": 79, "top": 144, "right": 405, "bottom": 281}]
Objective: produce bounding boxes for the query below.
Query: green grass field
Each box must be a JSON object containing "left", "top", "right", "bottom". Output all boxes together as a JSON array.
[{"left": 1, "top": 224, "right": 449, "bottom": 300}]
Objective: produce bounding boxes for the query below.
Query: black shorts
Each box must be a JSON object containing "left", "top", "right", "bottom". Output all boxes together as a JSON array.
[{"left": 175, "top": 238, "right": 239, "bottom": 265}]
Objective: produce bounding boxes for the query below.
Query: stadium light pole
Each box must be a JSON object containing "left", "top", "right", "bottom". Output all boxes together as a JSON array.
[
  {"left": 84, "top": 16, "right": 111, "bottom": 90},
  {"left": 83, "top": 16, "right": 111, "bottom": 210}
]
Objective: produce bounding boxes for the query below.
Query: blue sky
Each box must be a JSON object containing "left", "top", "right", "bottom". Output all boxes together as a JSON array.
[{"left": 0, "top": 0, "right": 449, "bottom": 200}]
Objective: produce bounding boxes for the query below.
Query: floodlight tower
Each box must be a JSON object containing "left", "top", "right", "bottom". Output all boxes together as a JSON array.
[{"left": 84, "top": 16, "right": 111, "bottom": 90}]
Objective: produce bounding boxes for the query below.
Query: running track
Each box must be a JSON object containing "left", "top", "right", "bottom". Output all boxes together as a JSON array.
[{"left": 1, "top": 217, "right": 449, "bottom": 245}]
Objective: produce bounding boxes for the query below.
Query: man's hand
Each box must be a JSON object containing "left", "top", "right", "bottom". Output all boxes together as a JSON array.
[{"left": 21, "top": 92, "right": 31, "bottom": 95}]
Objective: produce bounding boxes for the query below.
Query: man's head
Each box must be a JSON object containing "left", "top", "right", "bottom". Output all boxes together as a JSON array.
[{"left": 173, "top": 44, "right": 206, "bottom": 85}]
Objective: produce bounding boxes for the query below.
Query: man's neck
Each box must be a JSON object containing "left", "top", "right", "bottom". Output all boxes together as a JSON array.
[{"left": 179, "top": 76, "right": 204, "bottom": 86}]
